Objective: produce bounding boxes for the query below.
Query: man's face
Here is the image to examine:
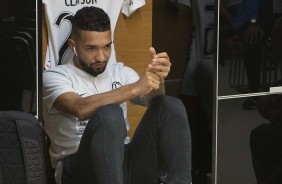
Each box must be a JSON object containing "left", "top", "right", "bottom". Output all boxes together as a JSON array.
[{"left": 74, "top": 30, "right": 112, "bottom": 77}]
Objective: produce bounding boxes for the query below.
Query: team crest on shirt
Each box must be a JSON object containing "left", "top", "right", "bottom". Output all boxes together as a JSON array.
[{"left": 112, "top": 81, "right": 122, "bottom": 90}]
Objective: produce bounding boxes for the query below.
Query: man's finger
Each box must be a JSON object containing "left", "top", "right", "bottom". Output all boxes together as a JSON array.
[{"left": 150, "top": 47, "right": 157, "bottom": 59}]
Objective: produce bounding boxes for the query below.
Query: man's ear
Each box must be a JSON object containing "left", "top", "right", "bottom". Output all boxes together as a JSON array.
[
  {"left": 68, "top": 39, "right": 77, "bottom": 56},
  {"left": 68, "top": 39, "right": 75, "bottom": 49}
]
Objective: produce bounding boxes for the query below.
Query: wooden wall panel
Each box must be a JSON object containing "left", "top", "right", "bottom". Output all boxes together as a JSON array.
[
  {"left": 42, "top": 1, "right": 152, "bottom": 138},
  {"left": 115, "top": 1, "right": 152, "bottom": 138}
]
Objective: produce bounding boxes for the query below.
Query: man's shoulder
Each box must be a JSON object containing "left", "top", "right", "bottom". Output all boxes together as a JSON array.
[
  {"left": 44, "top": 64, "right": 71, "bottom": 75},
  {"left": 43, "top": 64, "right": 74, "bottom": 83},
  {"left": 111, "top": 61, "right": 125, "bottom": 68},
  {"left": 108, "top": 62, "right": 139, "bottom": 83},
  {"left": 110, "top": 62, "right": 134, "bottom": 72}
]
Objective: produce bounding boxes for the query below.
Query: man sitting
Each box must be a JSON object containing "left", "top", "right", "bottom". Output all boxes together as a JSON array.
[{"left": 43, "top": 6, "right": 192, "bottom": 184}]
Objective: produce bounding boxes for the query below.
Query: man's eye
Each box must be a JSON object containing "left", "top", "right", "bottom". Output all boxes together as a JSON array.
[
  {"left": 87, "top": 47, "right": 95, "bottom": 50},
  {"left": 105, "top": 45, "right": 111, "bottom": 49}
]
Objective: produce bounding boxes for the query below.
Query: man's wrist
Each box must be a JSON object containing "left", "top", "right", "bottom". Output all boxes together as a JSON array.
[{"left": 130, "top": 82, "right": 142, "bottom": 97}]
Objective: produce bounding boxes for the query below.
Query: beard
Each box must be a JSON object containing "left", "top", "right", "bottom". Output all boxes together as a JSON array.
[{"left": 79, "top": 58, "right": 107, "bottom": 77}]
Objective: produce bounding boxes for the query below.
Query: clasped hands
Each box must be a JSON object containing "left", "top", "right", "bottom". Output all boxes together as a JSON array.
[{"left": 138, "top": 47, "right": 171, "bottom": 94}]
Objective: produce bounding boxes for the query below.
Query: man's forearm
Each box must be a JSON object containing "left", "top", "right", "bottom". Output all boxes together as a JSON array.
[
  {"left": 130, "top": 82, "right": 165, "bottom": 106},
  {"left": 56, "top": 82, "right": 143, "bottom": 120}
]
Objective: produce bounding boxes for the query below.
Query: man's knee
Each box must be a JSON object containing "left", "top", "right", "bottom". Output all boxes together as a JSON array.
[
  {"left": 151, "top": 95, "right": 186, "bottom": 113},
  {"left": 151, "top": 95, "right": 180, "bottom": 105},
  {"left": 89, "top": 104, "right": 126, "bottom": 134},
  {"left": 95, "top": 104, "right": 123, "bottom": 117}
]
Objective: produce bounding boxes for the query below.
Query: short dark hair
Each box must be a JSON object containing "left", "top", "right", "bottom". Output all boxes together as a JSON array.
[{"left": 72, "top": 6, "right": 110, "bottom": 36}]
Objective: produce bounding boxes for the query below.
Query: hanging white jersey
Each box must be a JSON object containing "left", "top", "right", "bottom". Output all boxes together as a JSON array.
[
  {"left": 43, "top": 0, "right": 146, "bottom": 69},
  {"left": 180, "top": 0, "right": 215, "bottom": 95}
]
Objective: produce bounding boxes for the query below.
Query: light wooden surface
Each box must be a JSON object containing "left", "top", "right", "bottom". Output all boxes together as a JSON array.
[
  {"left": 114, "top": 1, "right": 152, "bottom": 138},
  {"left": 42, "top": 1, "right": 152, "bottom": 138}
]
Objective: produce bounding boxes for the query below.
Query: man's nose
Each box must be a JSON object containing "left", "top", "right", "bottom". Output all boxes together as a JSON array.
[{"left": 94, "top": 49, "right": 106, "bottom": 62}]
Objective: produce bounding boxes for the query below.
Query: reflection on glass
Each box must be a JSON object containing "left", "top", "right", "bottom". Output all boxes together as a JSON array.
[
  {"left": 217, "top": 95, "right": 282, "bottom": 184},
  {"left": 218, "top": 0, "right": 282, "bottom": 97},
  {"left": 250, "top": 94, "right": 282, "bottom": 184},
  {"left": 0, "top": 0, "right": 36, "bottom": 115}
]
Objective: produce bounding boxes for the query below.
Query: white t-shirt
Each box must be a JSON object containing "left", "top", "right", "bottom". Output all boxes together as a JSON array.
[
  {"left": 43, "top": 59, "right": 139, "bottom": 181},
  {"left": 43, "top": 0, "right": 145, "bottom": 69},
  {"left": 180, "top": 0, "right": 215, "bottom": 96}
]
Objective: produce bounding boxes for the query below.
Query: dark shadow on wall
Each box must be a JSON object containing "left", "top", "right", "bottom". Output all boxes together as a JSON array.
[
  {"left": 0, "top": 0, "right": 36, "bottom": 114},
  {"left": 152, "top": 0, "right": 192, "bottom": 97}
]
